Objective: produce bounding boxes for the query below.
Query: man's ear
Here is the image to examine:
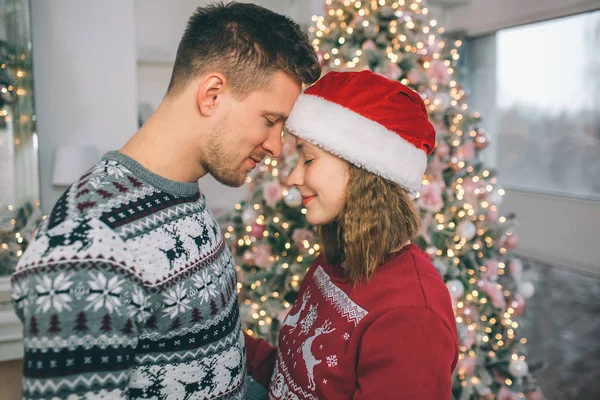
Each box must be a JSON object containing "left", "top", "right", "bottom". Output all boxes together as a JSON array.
[{"left": 197, "top": 73, "right": 227, "bottom": 116}]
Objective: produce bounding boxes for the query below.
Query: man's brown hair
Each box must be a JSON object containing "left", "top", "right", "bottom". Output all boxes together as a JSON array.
[{"left": 167, "top": 1, "right": 321, "bottom": 97}]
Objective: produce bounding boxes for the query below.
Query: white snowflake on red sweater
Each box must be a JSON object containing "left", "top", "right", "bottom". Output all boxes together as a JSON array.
[{"left": 326, "top": 355, "right": 338, "bottom": 367}]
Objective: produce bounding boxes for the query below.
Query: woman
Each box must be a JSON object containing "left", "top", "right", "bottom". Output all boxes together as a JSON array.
[{"left": 245, "top": 70, "right": 458, "bottom": 399}]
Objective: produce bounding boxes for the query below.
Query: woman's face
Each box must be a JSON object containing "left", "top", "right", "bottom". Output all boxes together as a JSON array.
[{"left": 287, "top": 137, "right": 350, "bottom": 226}]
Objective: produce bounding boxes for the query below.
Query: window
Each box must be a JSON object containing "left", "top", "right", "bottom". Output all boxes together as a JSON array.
[{"left": 466, "top": 10, "right": 600, "bottom": 200}]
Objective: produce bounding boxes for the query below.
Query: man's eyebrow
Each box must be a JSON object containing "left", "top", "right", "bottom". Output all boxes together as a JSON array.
[{"left": 264, "top": 112, "right": 288, "bottom": 122}]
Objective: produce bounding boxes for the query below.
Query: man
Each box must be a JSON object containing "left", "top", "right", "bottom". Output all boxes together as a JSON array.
[{"left": 11, "top": 2, "right": 320, "bottom": 399}]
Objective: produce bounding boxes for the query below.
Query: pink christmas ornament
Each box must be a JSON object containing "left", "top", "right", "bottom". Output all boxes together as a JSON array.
[
  {"left": 450, "top": 155, "right": 464, "bottom": 172},
  {"left": 461, "top": 177, "right": 484, "bottom": 204},
  {"left": 425, "top": 155, "right": 446, "bottom": 182},
  {"left": 474, "top": 129, "right": 490, "bottom": 150},
  {"left": 462, "top": 328, "right": 476, "bottom": 350},
  {"left": 482, "top": 259, "right": 499, "bottom": 282},
  {"left": 492, "top": 294, "right": 506, "bottom": 309},
  {"left": 486, "top": 208, "right": 498, "bottom": 222},
  {"left": 428, "top": 59, "right": 451, "bottom": 84},
  {"left": 361, "top": 39, "right": 377, "bottom": 51},
  {"left": 407, "top": 69, "right": 421, "bottom": 85},
  {"left": 251, "top": 224, "right": 265, "bottom": 238},
  {"left": 292, "top": 228, "right": 315, "bottom": 253},
  {"left": 509, "top": 259, "right": 523, "bottom": 279},
  {"left": 263, "top": 180, "right": 283, "bottom": 207},
  {"left": 378, "top": 61, "right": 402, "bottom": 81},
  {"left": 243, "top": 250, "right": 255, "bottom": 266},
  {"left": 254, "top": 244, "right": 272, "bottom": 269},
  {"left": 498, "top": 386, "right": 519, "bottom": 400},
  {"left": 418, "top": 181, "right": 444, "bottom": 212},
  {"left": 457, "top": 355, "right": 476, "bottom": 376},
  {"left": 510, "top": 294, "right": 526, "bottom": 317},
  {"left": 436, "top": 141, "right": 450, "bottom": 157},
  {"left": 526, "top": 389, "right": 545, "bottom": 400},
  {"left": 482, "top": 281, "right": 506, "bottom": 309},
  {"left": 458, "top": 141, "right": 476, "bottom": 160},
  {"left": 505, "top": 235, "right": 519, "bottom": 249},
  {"left": 477, "top": 386, "right": 493, "bottom": 398}
]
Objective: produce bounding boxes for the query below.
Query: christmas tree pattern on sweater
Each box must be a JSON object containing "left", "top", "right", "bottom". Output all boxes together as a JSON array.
[{"left": 11, "top": 151, "right": 246, "bottom": 400}]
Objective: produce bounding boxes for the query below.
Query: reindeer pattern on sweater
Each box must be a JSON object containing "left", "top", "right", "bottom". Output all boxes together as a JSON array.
[{"left": 269, "top": 266, "right": 368, "bottom": 400}]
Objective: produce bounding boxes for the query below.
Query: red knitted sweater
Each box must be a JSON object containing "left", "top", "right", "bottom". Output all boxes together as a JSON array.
[{"left": 246, "top": 244, "right": 458, "bottom": 399}]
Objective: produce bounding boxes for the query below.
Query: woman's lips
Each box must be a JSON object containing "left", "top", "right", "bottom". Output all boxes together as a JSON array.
[{"left": 302, "top": 195, "right": 316, "bottom": 206}]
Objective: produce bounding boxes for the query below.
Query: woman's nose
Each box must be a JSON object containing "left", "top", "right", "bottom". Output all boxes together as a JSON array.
[{"left": 287, "top": 164, "right": 303, "bottom": 187}]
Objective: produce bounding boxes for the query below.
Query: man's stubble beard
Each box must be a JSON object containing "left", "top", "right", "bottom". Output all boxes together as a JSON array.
[{"left": 203, "top": 124, "right": 248, "bottom": 188}]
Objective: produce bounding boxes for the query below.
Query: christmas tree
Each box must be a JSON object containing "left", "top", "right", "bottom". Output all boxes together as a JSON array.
[
  {"left": 0, "top": 201, "right": 42, "bottom": 276},
  {"left": 224, "top": 1, "right": 543, "bottom": 398}
]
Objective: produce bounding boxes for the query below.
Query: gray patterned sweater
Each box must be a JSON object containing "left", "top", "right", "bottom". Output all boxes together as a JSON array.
[{"left": 11, "top": 151, "right": 246, "bottom": 399}]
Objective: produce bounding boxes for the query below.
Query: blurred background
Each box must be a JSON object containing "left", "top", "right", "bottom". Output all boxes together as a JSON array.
[{"left": 0, "top": 0, "right": 598, "bottom": 399}]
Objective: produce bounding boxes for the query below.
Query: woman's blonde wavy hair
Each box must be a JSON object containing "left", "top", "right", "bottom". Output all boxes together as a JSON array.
[{"left": 318, "top": 164, "right": 421, "bottom": 283}]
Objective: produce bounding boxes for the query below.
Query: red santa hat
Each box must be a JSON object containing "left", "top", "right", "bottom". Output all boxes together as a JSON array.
[{"left": 285, "top": 70, "right": 435, "bottom": 193}]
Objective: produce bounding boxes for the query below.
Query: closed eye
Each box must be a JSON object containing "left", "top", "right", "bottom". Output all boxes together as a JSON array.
[
  {"left": 304, "top": 159, "right": 314, "bottom": 165},
  {"left": 265, "top": 118, "right": 276, "bottom": 127}
]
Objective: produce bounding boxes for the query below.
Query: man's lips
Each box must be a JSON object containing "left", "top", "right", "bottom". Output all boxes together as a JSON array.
[
  {"left": 302, "top": 195, "right": 317, "bottom": 206},
  {"left": 248, "top": 157, "right": 261, "bottom": 168}
]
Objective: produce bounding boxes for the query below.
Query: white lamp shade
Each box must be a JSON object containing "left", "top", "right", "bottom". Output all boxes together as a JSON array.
[{"left": 52, "top": 145, "right": 100, "bottom": 186}]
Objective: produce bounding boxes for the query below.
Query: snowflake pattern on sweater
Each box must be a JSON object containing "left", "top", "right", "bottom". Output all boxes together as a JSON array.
[{"left": 11, "top": 152, "right": 245, "bottom": 400}]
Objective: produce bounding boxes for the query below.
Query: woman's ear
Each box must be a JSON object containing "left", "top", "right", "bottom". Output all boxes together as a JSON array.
[{"left": 197, "top": 73, "right": 227, "bottom": 116}]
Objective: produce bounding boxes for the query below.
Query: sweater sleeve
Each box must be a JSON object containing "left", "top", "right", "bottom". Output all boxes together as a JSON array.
[
  {"left": 354, "top": 308, "right": 457, "bottom": 400},
  {"left": 12, "top": 256, "right": 142, "bottom": 399},
  {"left": 244, "top": 331, "right": 277, "bottom": 388}
]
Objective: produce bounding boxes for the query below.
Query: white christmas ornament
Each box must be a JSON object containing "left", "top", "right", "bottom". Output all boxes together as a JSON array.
[
  {"left": 433, "top": 259, "right": 448, "bottom": 277},
  {"left": 488, "top": 187, "right": 504, "bottom": 206},
  {"left": 425, "top": 245, "right": 437, "bottom": 256},
  {"left": 259, "top": 322, "right": 271, "bottom": 335},
  {"left": 284, "top": 187, "right": 303, "bottom": 208},
  {"left": 518, "top": 281, "right": 535, "bottom": 299},
  {"left": 446, "top": 279, "right": 464, "bottom": 299},
  {"left": 242, "top": 208, "right": 258, "bottom": 225},
  {"left": 456, "top": 220, "right": 477, "bottom": 241},
  {"left": 508, "top": 359, "right": 529, "bottom": 378}
]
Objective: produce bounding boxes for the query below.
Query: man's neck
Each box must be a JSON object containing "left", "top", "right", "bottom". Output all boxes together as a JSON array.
[{"left": 120, "top": 105, "right": 208, "bottom": 183}]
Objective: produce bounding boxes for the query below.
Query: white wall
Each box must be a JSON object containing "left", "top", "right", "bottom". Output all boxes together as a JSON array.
[
  {"left": 135, "top": 0, "right": 323, "bottom": 64},
  {"left": 32, "top": 0, "right": 138, "bottom": 212},
  {"left": 501, "top": 190, "right": 600, "bottom": 275}
]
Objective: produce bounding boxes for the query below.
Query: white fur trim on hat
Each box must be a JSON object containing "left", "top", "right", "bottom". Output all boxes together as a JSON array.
[{"left": 285, "top": 94, "right": 427, "bottom": 193}]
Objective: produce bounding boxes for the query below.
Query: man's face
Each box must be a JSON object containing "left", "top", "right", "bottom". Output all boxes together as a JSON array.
[{"left": 203, "top": 71, "right": 302, "bottom": 187}]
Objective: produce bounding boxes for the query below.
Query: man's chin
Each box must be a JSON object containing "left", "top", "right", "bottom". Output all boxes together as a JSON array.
[{"left": 211, "top": 171, "right": 248, "bottom": 188}]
